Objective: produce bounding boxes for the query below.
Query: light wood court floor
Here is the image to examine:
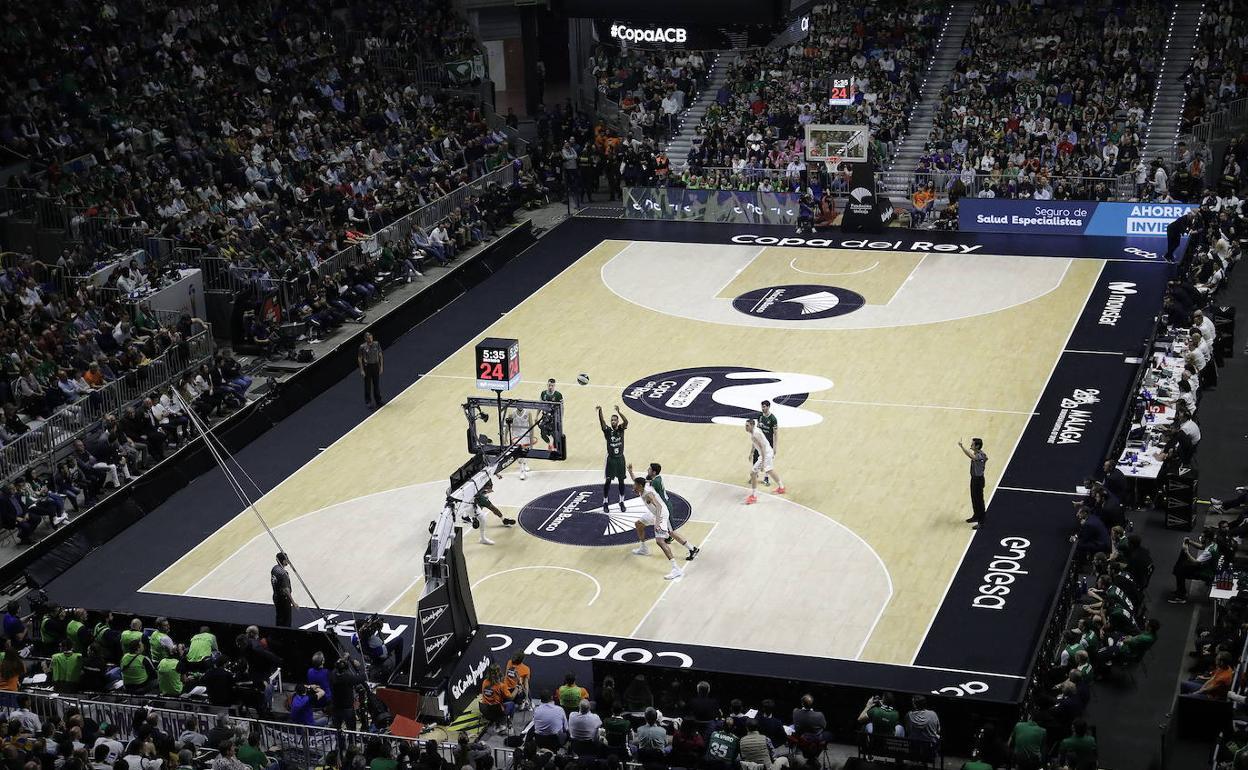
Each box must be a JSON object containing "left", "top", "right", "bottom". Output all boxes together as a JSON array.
[{"left": 144, "top": 238, "right": 1103, "bottom": 667}]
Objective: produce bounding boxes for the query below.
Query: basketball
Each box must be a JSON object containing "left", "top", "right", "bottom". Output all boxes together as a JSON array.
[{"left": 577, "top": 373, "right": 590, "bottom": 385}]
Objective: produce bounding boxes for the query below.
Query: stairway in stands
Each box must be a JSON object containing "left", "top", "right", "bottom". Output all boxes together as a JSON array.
[
  {"left": 664, "top": 51, "right": 737, "bottom": 172},
  {"left": 878, "top": 0, "right": 977, "bottom": 203},
  {"left": 1141, "top": 0, "right": 1206, "bottom": 162}
]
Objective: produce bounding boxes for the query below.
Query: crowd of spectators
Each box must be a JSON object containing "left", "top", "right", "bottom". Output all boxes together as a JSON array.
[
  {"left": 495, "top": 667, "right": 1107, "bottom": 770},
  {"left": 234, "top": 178, "right": 526, "bottom": 349},
  {"left": 348, "top": 0, "right": 478, "bottom": 65},
  {"left": 564, "top": 1, "right": 942, "bottom": 200},
  {"left": 0, "top": 272, "right": 251, "bottom": 547},
  {"left": 0, "top": 0, "right": 517, "bottom": 300},
  {"left": 590, "top": 47, "right": 709, "bottom": 144},
  {"left": 0, "top": 601, "right": 401, "bottom": 770},
  {"left": 572, "top": 0, "right": 1239, "bottom": 214},
  {"left": 916, "top": 0, "right": 1166, "bottom": 202},
  {"left": 0, "top": 255, "right": 219, "bottom": 430},
  {"left": 1181, "top": 0, "right": 1246, "bottom": 136},
  {"left": 683, "top": 0, "right": 941, "bottom": 183},
  {"left": 0, "top": 244, "right": 265, "bottom": 549}
]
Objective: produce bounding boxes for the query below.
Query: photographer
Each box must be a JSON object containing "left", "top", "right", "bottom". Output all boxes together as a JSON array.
[
  {"left": 291, "top": 683, "right": 330, "bottom": 726},
  {"left": 354, "top": 614, "right": 403, "bottom": 681},
  {"left": 857, "top": 692, "right": 903, "bottom": 737},
  {"left": 796, "top": 191, "right": 816, "bottom": 234},
  {"left": 330, "top": 657, "right": 366, "bottom": 731}
]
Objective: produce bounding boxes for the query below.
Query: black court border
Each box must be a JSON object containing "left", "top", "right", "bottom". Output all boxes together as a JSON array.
[{"left": 30, "top": 219, "right": 1171, "bottom": 710}]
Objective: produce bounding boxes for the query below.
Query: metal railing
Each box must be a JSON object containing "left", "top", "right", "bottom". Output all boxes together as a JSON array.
[
  {"left": 257, "top": 159, "right": 523, "bottom": 314},
  {"left": 1191, "top": 95, "right": 1248, "bottom": 146},
  {"left": 1173, "top": 96, "right": 1248, "bottom": 169},
  {"left": 661, "top": 166, "right": 1141, "bottom": 204},
  {"left": 885, "top": 170, "right": 1135, "bottom": 203},
  {"left": 192, "top": 140, "right": 524, "bottom": 300},
  {"left": 369, "top": 47, "right": 453, "bottom": 89},
  {"left": 5, "top": 689, "right": 520, "bottom": 770},
  {"left": 1, "top": 327, "right": 214, "bottom": 484},
  {"left": 0, "top": 187, "right": 70, "bottom": 231},
  {"left": 483, "top": 103, "right": 529, "bottom": 158},
  {"left": 197, "top": 256, "right": 275, "bottom": 295}
]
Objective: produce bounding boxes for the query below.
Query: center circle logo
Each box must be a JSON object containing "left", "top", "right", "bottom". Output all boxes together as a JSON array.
[
  {"left": 732, "top": 284, "right": 865, "bottom": 320},
  {"left": 518, "top": 485, "right": 692, "bottom": 547},
  {"left": 622, "top": 366, "right": 832, "bottom": 425}
]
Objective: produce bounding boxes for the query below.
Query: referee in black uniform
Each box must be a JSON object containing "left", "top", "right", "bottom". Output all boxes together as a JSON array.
[
  {"left": 958, "top": 438, "right": 988, "bottom": 529},
  {"left": 358, "top": 332, "right": 384, "bottom": 408},
  {"left": 271, "top": 552, "right": 296, "bottom": 626}
]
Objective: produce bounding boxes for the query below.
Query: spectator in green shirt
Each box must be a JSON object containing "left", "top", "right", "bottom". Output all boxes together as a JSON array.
[
  {"left": 365, "top": 738, "right": 397, "bottom": 770},
  {"left": 1009, "top": 717, "right": 1047, "bottom": 770},
  {"left": 1118, "top": 618, "right": 1160, "bottom": 663},
  {"left": 1056, "top": 718, "right": 1096, "bottom": 769},
  {"left": 704, "top": 721, "right": 740, "bottom": 770},
  {"left": 237, "top": 733, "right": 270, "bottom": 770},
  {"left": 858, "top": 692, "right": 903, "bottom": 737},
  {"left": 603, "top": 703, "right": 633, "bottom": 754}
]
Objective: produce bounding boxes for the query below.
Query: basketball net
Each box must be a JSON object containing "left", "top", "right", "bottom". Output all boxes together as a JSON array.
[{"left": 824, "top": 157, "right": 842, "bottom": 176}]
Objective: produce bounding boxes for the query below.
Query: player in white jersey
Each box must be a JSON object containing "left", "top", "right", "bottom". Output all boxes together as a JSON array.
[
  {"left": 629, "top": 477, "right": 684, "bottom": 580},
  {"left": 744, "top": 418, "right": 786, "bottom": 505},
  {"left": 629, "top": 462, "right": 699, "bottom": 561},
  {"left": 505, "top": 406, "right": 533, "bottom": 480}
]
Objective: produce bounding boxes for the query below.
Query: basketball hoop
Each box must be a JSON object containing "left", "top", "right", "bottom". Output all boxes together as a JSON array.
[{"left": 804, "top": 124, "right": 869, "bottom": 172}]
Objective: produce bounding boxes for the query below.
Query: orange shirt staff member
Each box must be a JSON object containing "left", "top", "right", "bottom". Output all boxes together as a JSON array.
[
  {"left": 911, "top": 185, "right": 936, "bottom": 225},
  {"left": 480, "top": 664, "right": 507, "bottom": 724},
  {"left": 1181, "top": 652, "right": 1234, "bottom": 698},
  {"left": 502, "top": 652, "right": 531, "bottom": 710}
]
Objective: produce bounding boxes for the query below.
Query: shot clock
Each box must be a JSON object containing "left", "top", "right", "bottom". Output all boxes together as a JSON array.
[
  {"left": 828, "top": 75, "right": 855, "bottom": 106},
  {"left": 474, "top": 337, "right": 521, "bottom": 391}
]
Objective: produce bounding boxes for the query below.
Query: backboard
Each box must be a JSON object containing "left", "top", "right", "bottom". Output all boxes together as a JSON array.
[{"left": 804, "top": 124, "right": 869, "bottom": 164}]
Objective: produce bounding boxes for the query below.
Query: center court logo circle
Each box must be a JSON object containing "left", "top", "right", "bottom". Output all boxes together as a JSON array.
[
  {"left": 518, "top": 485, "right": 692, "bottom": 547},
  {"left": 732, "top": 284, "right": 865, "bottom": 320},
  {"left": 622, "top": 366, "right": 832, "bottom": 425}
]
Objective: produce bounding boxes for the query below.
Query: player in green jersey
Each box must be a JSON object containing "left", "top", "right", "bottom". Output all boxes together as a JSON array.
[
  {"left": 597, "top": 405, "right": 629, "bottom": 513},
  {"left": 753, "top": 400, "right": 779, "bottom": 486},
  {"left": 539, "top": 379, "right": 563, "bottom": 451}
]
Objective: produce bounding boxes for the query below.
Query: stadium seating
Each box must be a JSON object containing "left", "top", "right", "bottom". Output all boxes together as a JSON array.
[
  {"left": 1182, "top": 0, "right": 1246, "bottom": 136},
  {"left": 0, "top": 0, "right": 538, "bottom": 551},
  {"left": 917, "top": 0, "right": 1167, "bottom": 201},
  {"left": 591, "top": 47, "right": 710, "bottom": 143},
  {"left": 684, "top": 1, "right": 942, "bottom": 180}
]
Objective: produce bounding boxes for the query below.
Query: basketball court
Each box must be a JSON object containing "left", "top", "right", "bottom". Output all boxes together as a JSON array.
[{"left": 43, "top": 216, "right": 1170, "bottom": 702}]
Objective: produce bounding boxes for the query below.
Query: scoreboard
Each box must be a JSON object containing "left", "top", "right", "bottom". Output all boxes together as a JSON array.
[
  {"left": 829, "top": 75, "right": 856, "bottom": 106},
  {"left": 474, "top": 337, "right": 520, "bottom": 391}
]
